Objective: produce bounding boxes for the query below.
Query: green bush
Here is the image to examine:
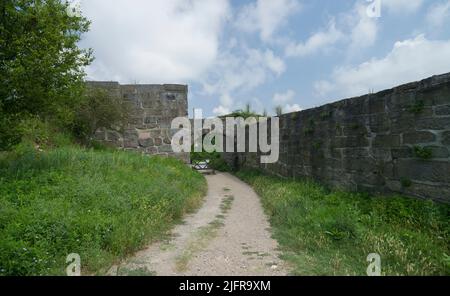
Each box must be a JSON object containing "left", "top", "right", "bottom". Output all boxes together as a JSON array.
[
  {"left": 1, "top": 113, "right": 74, "bottom": 152},
  {"left": 0, "top": 108, "right": 22, "bottom": 150},
  {"left": 191, "top": 150, "right": 232, "bottom": 172},
  {"left": 414, "top": 146, "right": 433, "bottom": 160},
  {"left": 0, "top": 148, "right": 206, "bottom": 275},
  {"left": 71, "top": 87, "right": 131, "bottom": 143},
  {"left": 236, "top": 169, "right": 450, "bottom": 275}
]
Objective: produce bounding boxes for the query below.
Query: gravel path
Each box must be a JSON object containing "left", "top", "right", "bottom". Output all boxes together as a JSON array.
[{"left": 110, "top": 173, "right": 289, "bottom": 276}]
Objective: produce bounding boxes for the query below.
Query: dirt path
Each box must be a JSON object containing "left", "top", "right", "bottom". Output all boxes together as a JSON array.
[{"left": 110, "top": 173, "right": 289, "bottom": 276}]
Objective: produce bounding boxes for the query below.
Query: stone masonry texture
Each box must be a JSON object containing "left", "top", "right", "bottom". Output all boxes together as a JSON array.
[
  {"left": 86, "top": 81, "right": 189, "bottom": 163},
  {"left": 223, "top": 73, "right": 450, "bottom": 203}
]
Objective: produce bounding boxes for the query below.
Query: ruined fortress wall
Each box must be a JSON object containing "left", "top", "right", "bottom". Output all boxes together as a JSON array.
[
  {"left": 87, "top": 81, "right": 189, "bottom": 163},
  {"left": 224, "top": 73, "right": 450, "bottom": 203}
]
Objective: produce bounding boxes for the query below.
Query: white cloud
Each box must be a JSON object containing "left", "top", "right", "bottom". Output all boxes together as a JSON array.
[
  {"left": 264, "top": 50, "right": 286, "bottom": 75},
  {"left": 80, "top": 0, "right": 230, "bottom": 83},
  {"left": 272, "top": 90, "right": 302, "bottom": 114},
  {"left": 273, "top": 89, "right": 295, "bottom": 104},
  {"left": 213, "top": 105, "right": 231, "bottom": 116},
  {"left": 348, "top": 2, "right": 378, "bottom": 50},
  {"left": 285, "top": 20, "right": 343, "bottom": 57},
  {"left": 384, "top": 0, "right": 424, "bottom": 14},
  {"left": 314, "top": 35, "right": 450, "bottom": 98},
  {"left": 284, "top": 104, "right": 303, "bottom": 113},
  {"left": 236, "top": 0, "right": 300, "bottom": 42},
  {"left": 219, "top": 94, "right": 233, "bottom": 109},
  {"left": 286, "top": 2, "right": 378, "bottom": 58},
  {"left": 211, "top": 94, "right": 235, "bottom": 116},
  {"left": 426, "top": 0, "right": 450, "bottom": 28},
  {"left": 202, "top": 47, "right": 285, "bottom": 98}
]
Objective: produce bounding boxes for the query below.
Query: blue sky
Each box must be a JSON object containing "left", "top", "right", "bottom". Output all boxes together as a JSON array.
[{"left": 78, "top": 0, "right": 450, "bottom": 117}]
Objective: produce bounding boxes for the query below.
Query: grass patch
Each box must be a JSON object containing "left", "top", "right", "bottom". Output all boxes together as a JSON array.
[
  {"left": 236, "top": 169, "right": 450, "bottom": 276},
  {"left": 0, "top": 147, "right": 206, "bottom": 275},
  {"left": 220, "top": 195, "right": 235, "bottom": 214},
  {"left": 174, "top": 196, "right": 234, "bottom": 272},
  {"left": 174, "top": 223, "right": 221, "bottom": 272},
  {"left": 117, "top": 266, "right": 156, "bottom": 276}
]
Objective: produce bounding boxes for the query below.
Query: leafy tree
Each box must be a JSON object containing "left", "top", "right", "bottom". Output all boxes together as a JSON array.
[
  {"left": 0, "top": 0, "right": 93, "bottom": 149},
  {"left": 275, "top": 105, "right": 283, "bottom": 116}
]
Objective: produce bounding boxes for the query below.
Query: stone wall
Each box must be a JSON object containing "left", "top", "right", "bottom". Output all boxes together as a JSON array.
[
  {"left": 224, "top": 73, "right": 450, "bottom": 203},
  {"left": 87, "top": 81, "right": 189, "bottom": 163}
]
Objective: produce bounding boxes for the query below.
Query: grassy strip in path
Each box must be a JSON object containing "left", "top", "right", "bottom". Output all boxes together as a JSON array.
[
  {"left": 175, "top": 195, "right": 235, "bottom": 272},
  {"left": 0, "top": 147, "right": 206, "bottom": 275},
  {"left": 236, "top": 169, "right": 450, "bottom": 275}
]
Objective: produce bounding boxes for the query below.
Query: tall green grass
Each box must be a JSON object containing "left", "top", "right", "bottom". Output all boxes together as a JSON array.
[
  {"left": 0, "top": 147, "right": 206, "bottom": 275},
  {"left": 236, "top": 170, "right": 450, "bottom": 275}
]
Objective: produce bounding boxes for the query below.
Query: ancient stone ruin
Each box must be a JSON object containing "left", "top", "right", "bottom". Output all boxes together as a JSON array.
[
  {"left": 223, "top": 73, "right": 450, "bottom": 203},
  {"left": 88, "top": 73, "right": 450, "bottom": 202},
  {"left": 87, "top": 81, "right": 189, "bottom": 163}
]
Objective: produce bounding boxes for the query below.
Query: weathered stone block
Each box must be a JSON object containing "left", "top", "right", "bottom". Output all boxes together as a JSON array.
[
  {"left": 342, "top": 148, "right": 369, "bottom": 158},
  {"left": 442, "top": 131, "right": 450, "bottom": 146},
  {"left": 139, "top": 138, "right": 154, "bottom": 148},
  {"left": 146, "top": 147, "right": 158, "bottom": 154},
  {"left": 392, "top": 146, "right": 413, "bottom": 159},
  {"left": 352, "top": 172, "right": 385, "bottom": 186},
  {"left": 386, "top": 92, "right": 416, "bottom": 112},
  {"left": 403, "top": 131, "right": 436, "bottom": 144},
  {"left": 390, "top": 116, "right": 417, "bottom": 133},
  {"left": 124, "top": 139, "right": 138, "bottom": 148},
  {"left": 330, "top": 148, "right": 343, "bottom": 159},
  {"left": 343, "top": 157, "right": 377, "bottom": 172},
  {"left": 368, "top": 97, "right": 386, "bottom": 113},
  {"left": 106, "top": 131, "right": 121, "bottom": 145},
  {"left": 386, "top": 180, "right": 402, "bottom": 192},
  {"left": 333, "top": 136, "right": 369, "bottom": 148},
  {"left": 416, "top": 117, "right": 450, "bottom": 130},
  {"left": 149, "top": 130, "right": 162, "bottom": 138},
  {"left": 163, "top": 84, "right": 188, "bottom": 92},
  {"left": 369, "top": 114, "right": 391, "bottom": 133},
  {"left": 403, "top": 182, "right": 450, "bottom": 203},
  {"left": 435, "top": 105, "right": 450, "bottom": 116},
  {"left": 342, "top": 123, "right": 368, "bottom": 136},
  {"left": 369, "top": 148, "right": 392, "bottom": 161},
  {"left": 397, "top": 159, "right": 450, "bottom": 183},
  {"left": 373, "top": 135, "right": 401, "bottom": 147},
  {"left": 94, "top": 129, "right": 106, "bottom": 141},
  {"left": 425, "top": 146, "right": 449, "bottom": 158},
  {"left": 144, "top": 116, "right": 158, "bottom": 124},
  {"left": 159, "top": 145, "right": 173, "bottom": 153}
]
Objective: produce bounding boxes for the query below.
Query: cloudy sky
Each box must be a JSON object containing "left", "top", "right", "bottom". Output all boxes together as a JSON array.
[{"left": 78, "top": 0, "right": 450, "bottom": 117}]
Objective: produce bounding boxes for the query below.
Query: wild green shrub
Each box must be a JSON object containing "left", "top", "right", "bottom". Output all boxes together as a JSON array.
[
  {"left": 413, "top": 146, "right": 433, "bottom": 160},
  {"left": 71, "top": 87, "right": 131, "bottom": 143},
  {"left": 0, "top": 148, "right": 206, "bottom": 275},
  {"left": 191, "top": 150, "right": 232, "bottom": 172},
  {"left": 236, "top": 169, "right": 450, "bottom": 275},
  {"left": 0, "top": 106, "right": 22, "bottom": 150}
]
